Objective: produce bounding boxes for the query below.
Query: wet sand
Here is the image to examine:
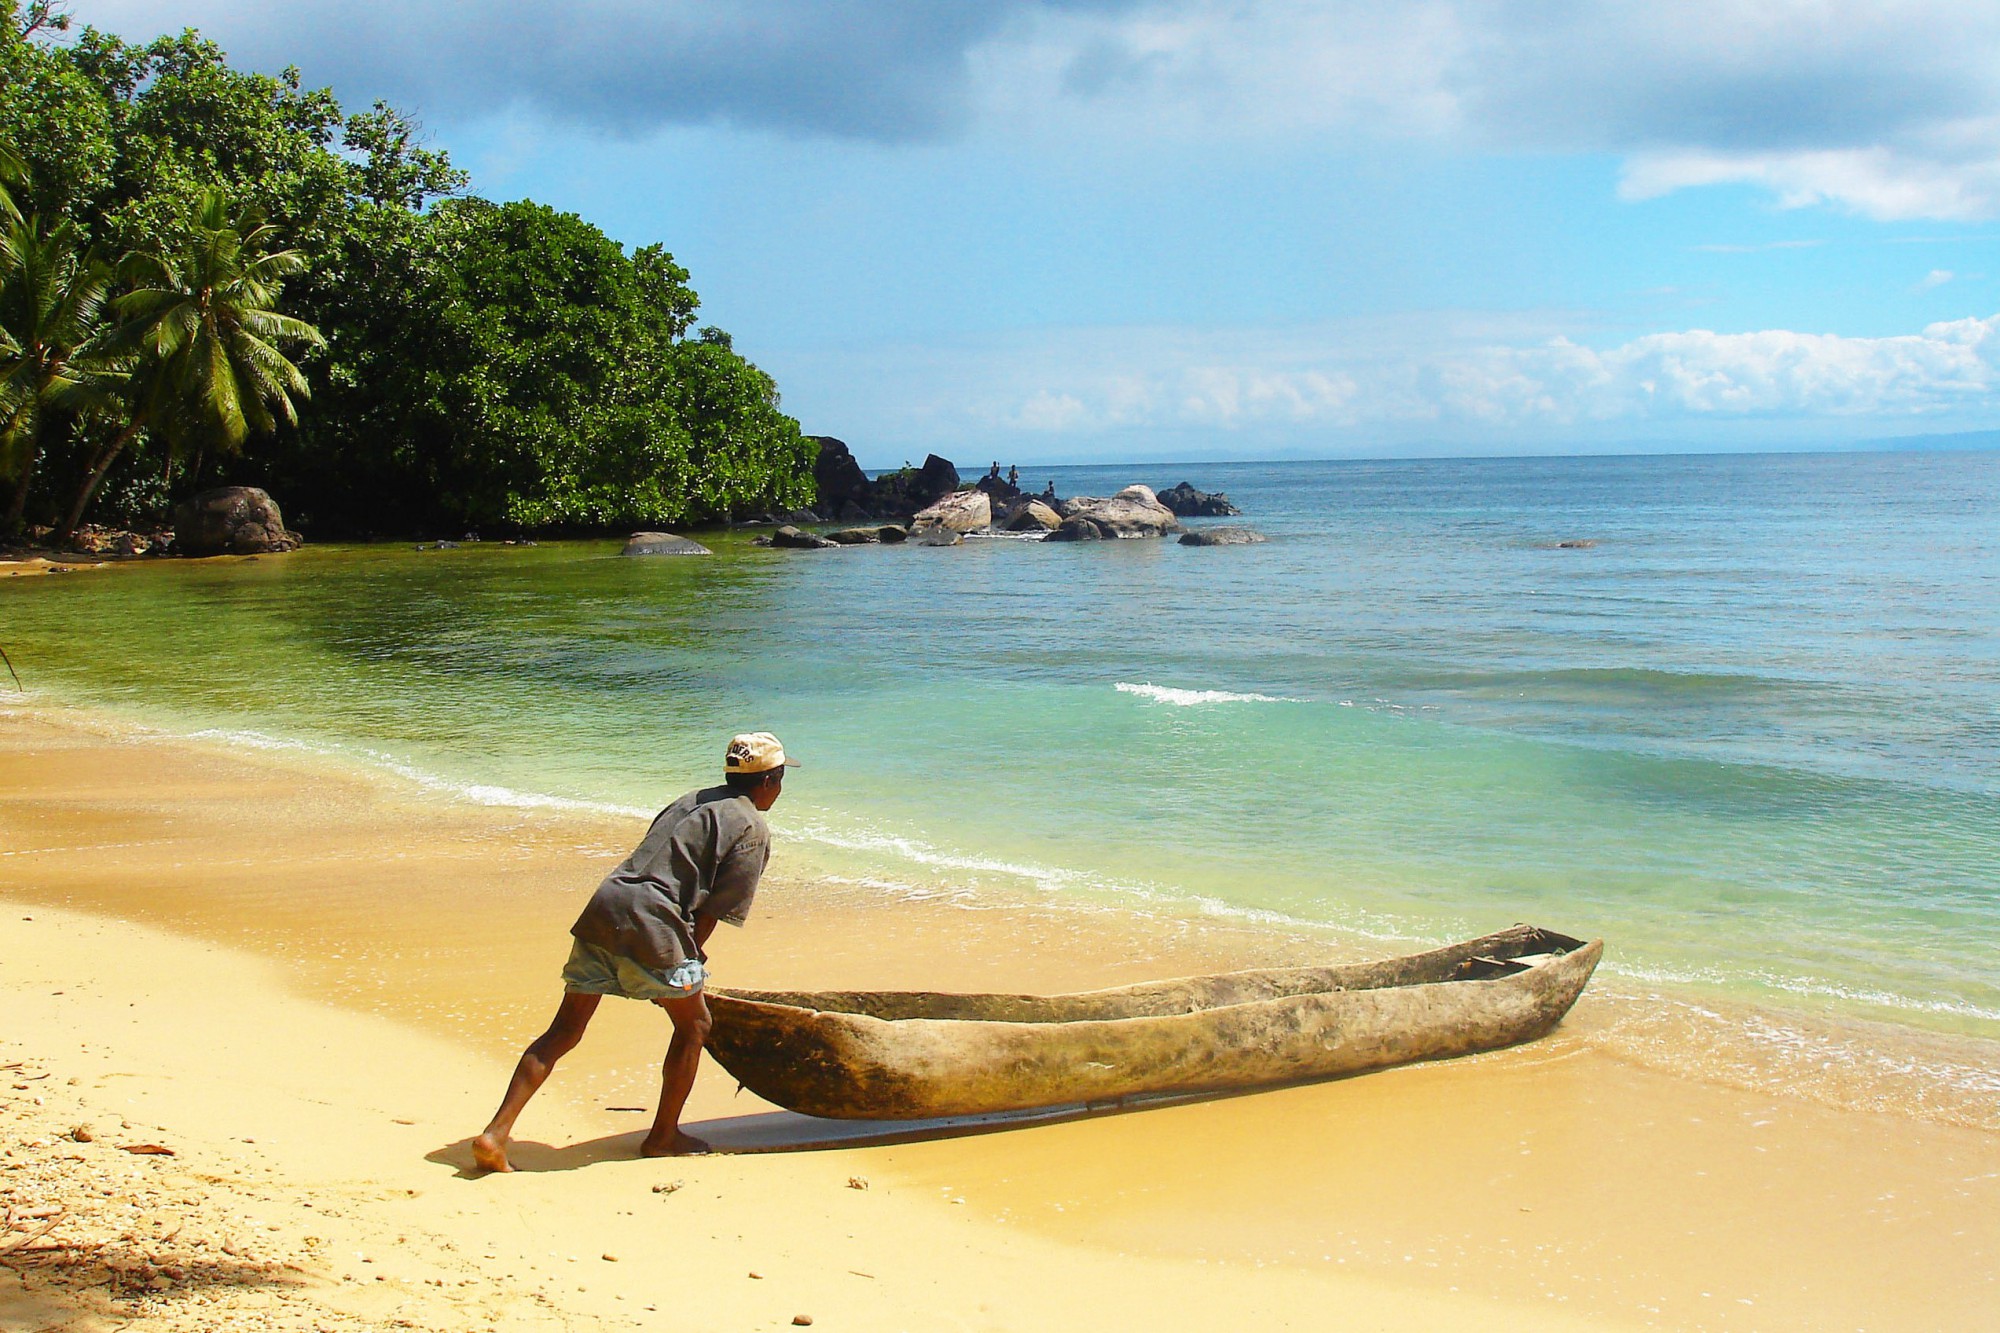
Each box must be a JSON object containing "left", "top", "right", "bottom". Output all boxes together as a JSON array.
[{"left": 4, "top": 702, "right": 1997, "bottom": 1329}]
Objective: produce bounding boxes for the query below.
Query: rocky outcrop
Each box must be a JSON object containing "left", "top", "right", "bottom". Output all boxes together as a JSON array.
[
  {"left": 877, "top": 525, "right": 909, "bottom": 544},
  {"left": 1001, "top": 499, "right": 1062, "bottom": 532},
  {"left": 1178, "top": 526, "right": 1266, "bottom": 546},
  {"left": 910, "top": 489, "right": 991, "bottom": 536},
  {"left": 811, "top": 437, "right": 873, "bottom": 520},
  {"left": 870, "top": 454, "right": 960, "bottom": 518},
  {"left": 1156, "top": 481, "right": 1242, "bottom": 517},
  {"left": 621, "top": 531, "right": 712, "bottom": 556},
  {"left": 1050, "top": 485, "right": 1181, "bottom": 540},
  {"left": 172, "top": 487, "right": 301, "bottom": 556}
]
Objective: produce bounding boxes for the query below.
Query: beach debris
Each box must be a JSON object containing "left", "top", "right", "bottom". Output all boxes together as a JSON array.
[
  {"left": 601, "top": 1252, "right": 619, "bottom": 1262},
  {"left": 846, "top": 1175, "right": 869, "bottom": 1190},
  {"left": 748, "top": 1270, "right": 764, "bottom": 1279},
  {"left": 66, "top": 1124, "right": 93, "bottom": 1142},
  {"left": 119, "top": 1143, "right": 175, "bottom": 1156},
  {"left": 607, "top": 1105, "right": 649, "bottom": 1112},
  {"left": 848, "top": 1269, "right": 875, "bottom": 1279},
  {"left": 651, "top": 1180, "right": 684, "bottom": 1194},
  {"left": 793, "top": 1316, "right": 814, "bottom": 1326}
]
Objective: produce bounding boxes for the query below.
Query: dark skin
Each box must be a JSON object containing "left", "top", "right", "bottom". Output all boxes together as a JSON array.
[{"left": 471, "top": 767, "right": 784, "bottom": 1173}]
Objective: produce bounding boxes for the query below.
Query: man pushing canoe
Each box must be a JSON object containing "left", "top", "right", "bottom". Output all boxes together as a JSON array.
[{"left": 471, "top": 732, "right": 795, "bottom": 1172}]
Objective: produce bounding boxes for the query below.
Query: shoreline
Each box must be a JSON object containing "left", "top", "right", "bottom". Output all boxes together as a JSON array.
[
  {"left": 5, "top": 699, "right": 1999, "bottom": 1328},
  {"left": 9, "top": 689, "right": 1999, "bottom": 1133}
]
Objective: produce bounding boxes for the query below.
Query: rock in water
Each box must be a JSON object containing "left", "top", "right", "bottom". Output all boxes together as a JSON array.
[
  {"left": 172, "top": 487, "right": 301, "bottom": 556},
  {"left": 1178, "top": 526, "right": 1267, "bottom": 546},
  {"left": 811, "top": 436, "right": 873, "bottom": 518},
  {"left": 621, "top": 532, "right": 712, "bottom": 557},
  {"left": 910, "top": 527, "right": 964, "bottom": 546},
  {"left": 1051, "top": 485, "right": 1181, "bottom": 539},
  {"left": 825, "top": 528, "right": 883, "bottom": 545},
  {"left": 770, "top": 525, "right": 838, "bottom": 549},
  {"left": 876, "top": 525, "right": 910, "bottom": 544},
  {"left": 1156, "top": 481, "right": 1243, "bottom": 517},
  {"left": 909, "top": 489, "right": 991, "bottom": 536},
  {"left": 1046, "top": 516, "right": 1105, "bottom": 541},
  {"left": 1001, "top": 499, "right": 1062, "bottom": 532},
  {"left": 870, "top": 454, "right": 960, "bottom": 518}
]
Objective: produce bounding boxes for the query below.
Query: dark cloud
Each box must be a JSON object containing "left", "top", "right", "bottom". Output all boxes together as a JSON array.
[
  {"left": 84, "top": 0, "right": 1143, "bottom": 140},
  {"left": 1455, "top": 1, "right": 2000, "bottom": 154}
]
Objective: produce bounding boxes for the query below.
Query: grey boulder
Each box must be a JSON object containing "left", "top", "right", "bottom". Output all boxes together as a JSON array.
[
  {"left": 910, "top": 489, "right": 992, "bottom": 536},
  {"left": 1053, "top": 484, "right": 1181, "bottom": 539},
  {"left": 621, "top": 531, "right": 712, "bottom": 557},
  {"left": 1001, "top": 499, "right": 1062, "bottom": 532},
  {"left": 172, "top": 486, "right": 301, "bottom": 556},
  {"left": 770, "top": 525, "right": 838, "bottom": 549},
  {"left": 1178, "top": 526, "right": 1267, "bottom": 546}
]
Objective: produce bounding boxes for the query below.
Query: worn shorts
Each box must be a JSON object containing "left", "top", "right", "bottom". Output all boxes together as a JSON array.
[{"left": 560, "top": 938, "right": 706, "bottom": 1001}]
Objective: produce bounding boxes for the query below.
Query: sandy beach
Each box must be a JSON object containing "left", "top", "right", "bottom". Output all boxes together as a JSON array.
[{"left": 4, "top": 701, "right": 1997, "bottom": 1331}]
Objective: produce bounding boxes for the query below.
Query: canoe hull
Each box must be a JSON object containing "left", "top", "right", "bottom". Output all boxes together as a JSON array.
[{"left": 706, "top": 926, "right": 1602, "bottom": 1120}]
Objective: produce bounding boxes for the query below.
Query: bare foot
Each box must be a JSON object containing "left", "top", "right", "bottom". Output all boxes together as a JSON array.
[
  {"left": 471, "top": 1131, "right": 515, "bottom": 1173},
  {"left": 639, "top": 1131, "right": 711, "bottom": 1157}
]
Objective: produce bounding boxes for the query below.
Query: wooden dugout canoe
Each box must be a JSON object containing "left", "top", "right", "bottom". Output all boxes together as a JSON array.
[{"left": 704, "top": 924, "right": 1602, "bottom": 1120}]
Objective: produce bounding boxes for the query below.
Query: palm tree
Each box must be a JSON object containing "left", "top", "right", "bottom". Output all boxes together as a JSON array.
[
  {"left": 0, "top": 214, "right": 112, "bottom": 537},
  {"left": 55, "top": 188, "right": 325, "bottom": 545},
  {"left": 0, "top": 143, "right": 23, "bottom": 226}
]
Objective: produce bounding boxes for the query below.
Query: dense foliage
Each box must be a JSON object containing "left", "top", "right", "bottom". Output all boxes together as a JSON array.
[{"left": 0, "top": 2, "right": 813, "bottom": 539}]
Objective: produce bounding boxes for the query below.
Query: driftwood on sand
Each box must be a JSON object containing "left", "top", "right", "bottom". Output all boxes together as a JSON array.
[{"left": 706, "top": 924, "right": 1602, "bottom": 1120}]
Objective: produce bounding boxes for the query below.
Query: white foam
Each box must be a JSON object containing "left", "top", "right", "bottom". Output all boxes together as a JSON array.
[
  {"left": 182, "top": 726, "right": 649, "bottom": 818},
  {"left": 1114, "top": 682, "right": 1302, "bottom": 707}
]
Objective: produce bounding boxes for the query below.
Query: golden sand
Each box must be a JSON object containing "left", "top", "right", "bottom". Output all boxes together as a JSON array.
[{"left": 3, "top": 703, "right": 1996, "bottom": 1329}]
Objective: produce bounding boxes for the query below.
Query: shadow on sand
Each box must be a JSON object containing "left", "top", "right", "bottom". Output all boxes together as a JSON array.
[{"left": 428, "top": 1090, "right": 1226, "bottom": 1175}]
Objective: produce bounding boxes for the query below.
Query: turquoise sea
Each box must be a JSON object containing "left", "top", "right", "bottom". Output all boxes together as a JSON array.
[{"left": 5, "top": 449, "right": 1998, "bottom": 1106}]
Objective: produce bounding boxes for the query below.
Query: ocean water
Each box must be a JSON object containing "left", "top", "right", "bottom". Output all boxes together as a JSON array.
[{"left": 4, "top": 450, "right": 1998, "bottom": 1080}]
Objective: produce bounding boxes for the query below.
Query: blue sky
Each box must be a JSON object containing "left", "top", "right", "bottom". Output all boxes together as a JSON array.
[{"left": 84, "top": 1, "right": 2000, "bottom": 465}]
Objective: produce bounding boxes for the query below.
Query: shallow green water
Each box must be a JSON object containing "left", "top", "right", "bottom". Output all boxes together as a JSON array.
[{"left": 4, "top": 452, "right": 1998, "bottom": 1070}]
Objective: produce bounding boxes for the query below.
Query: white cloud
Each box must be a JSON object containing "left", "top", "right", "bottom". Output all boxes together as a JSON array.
[
  {"left": 818, "top": 313, "right": 2000, "bottom": 445},
  {"left": 1920, "top": 269, "right": 1957, "bottom": 290}
]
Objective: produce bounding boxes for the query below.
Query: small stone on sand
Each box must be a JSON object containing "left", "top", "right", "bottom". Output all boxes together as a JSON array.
[
  {"left": 793, "top": 1317, "right": 814, "bottom": 1326},
  {"left": 601, "top": 1253, "right": 618, "bottom": 1262},
  {"left": 847, "top": 1176, "right": 869, "bottom": 1190}
]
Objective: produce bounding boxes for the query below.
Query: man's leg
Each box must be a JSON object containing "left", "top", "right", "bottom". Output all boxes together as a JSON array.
[
  {"left": 639, "top": 991, "right": 713, "bottom": 1157},
  {"left": 472, "top": 991, "right": 601, "bottom": 1173}
]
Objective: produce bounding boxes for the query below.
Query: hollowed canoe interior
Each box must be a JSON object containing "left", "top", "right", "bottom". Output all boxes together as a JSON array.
[{"left": 715, "top": 927, "right": 1586, "bottom": 1025}]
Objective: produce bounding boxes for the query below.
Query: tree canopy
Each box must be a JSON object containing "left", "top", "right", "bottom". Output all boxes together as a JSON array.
[{"left": 0, "top": 1, "right": 813, "bottom": 540}]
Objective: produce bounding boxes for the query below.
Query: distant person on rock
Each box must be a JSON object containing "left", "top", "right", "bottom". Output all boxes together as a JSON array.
[
  {"left": 1007, "top": 466, "right": 1019, "bottom": 489},
  {"left": 471, "top": 733, "right": 795, "bottom": 1171}
]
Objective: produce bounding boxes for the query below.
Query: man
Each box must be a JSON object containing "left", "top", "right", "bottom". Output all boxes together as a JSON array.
[{"left": 471, "top": 732, "right": 795, "bottom": 1172}]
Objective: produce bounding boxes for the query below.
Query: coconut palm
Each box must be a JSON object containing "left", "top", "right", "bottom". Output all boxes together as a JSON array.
[
  {"left": 55, "top": 188, "right": 325, "bottom": 544},
  {"left": 0, "top": 214, "right": 112, "bottom": 536},
  {"left": 0, "top": 143, "right": 22, "bottom": 227}
]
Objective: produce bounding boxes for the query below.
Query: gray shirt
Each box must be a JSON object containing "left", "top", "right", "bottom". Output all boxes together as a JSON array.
[{"left": 570, "top": 786, "right": 771, "bottom": 970}]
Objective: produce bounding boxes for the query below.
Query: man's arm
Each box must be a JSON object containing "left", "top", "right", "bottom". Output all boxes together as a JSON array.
[{"left": 692, "top": 914, "right": 720, "bottom": 962}]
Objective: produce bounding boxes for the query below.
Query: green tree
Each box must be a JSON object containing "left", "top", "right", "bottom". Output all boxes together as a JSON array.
[
  {"left": 0, "top": 213, "right": 112, "bottom": 535},
  {"left": 56, "top": 188, "right": 322, "bottom": 542}
]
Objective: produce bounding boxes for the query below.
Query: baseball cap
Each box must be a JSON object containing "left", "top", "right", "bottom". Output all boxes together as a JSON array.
[{"left": 725, "top": 732, "right": 799, "bottom": 774}]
